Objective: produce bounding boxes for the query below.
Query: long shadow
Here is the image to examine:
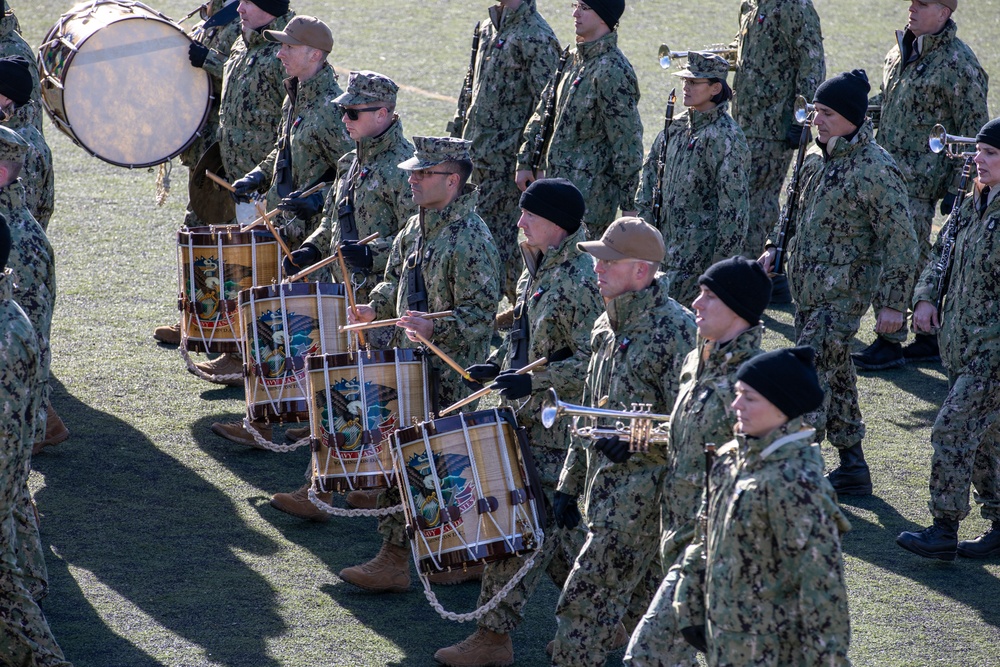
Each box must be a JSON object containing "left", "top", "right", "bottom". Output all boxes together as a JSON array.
[
  {"left": 761, "top": 305, "right": 797, "bottom": 344},
  {"left": 33, "top": 379, "right": 288, "bottom": 667}
]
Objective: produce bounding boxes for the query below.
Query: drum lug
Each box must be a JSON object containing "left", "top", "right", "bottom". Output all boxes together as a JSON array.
[
  {"left": 405, "top": 525, "right": 415, "bottom": 540},
  {"left": 509, "top": 489, "right": 527, "bottom": 505},
  {"left": 476, "top": 497, "right": 499, "bottom": 514}
]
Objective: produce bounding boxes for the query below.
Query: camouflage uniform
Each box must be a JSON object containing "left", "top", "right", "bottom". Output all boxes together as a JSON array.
[
  {"left": 0, "top": 266, "right": 71, "bottom": 667},
  {"left": 246, "top": 64, "right": 351, "bottom": 247},
  {"left": 774, "top": 122, "right": 916, "bottom": 449},
  {"left": 452, "top": 0, "right": 560, "bottom": 300},
  {"left": 912, "top": 193, "right": 1000, "bottom": 523},
  {"left": 673, "top": 420, "right": 852, "bottom": 666},
  {"left": 552, "top": 273, "right": 696, "bottom": 667},
  {"left": 635, "top": 102, "right": 751, "bottom": 304},
  {"left": 731, "top": 0, "right": 825, "bottom": 255},
  {"left": 302, "top": 117, "right": 415, "bottom": 302},
  {"left": 0, "top": 11, "right": 41, "bottom": 132},
  {"left": 870, "top": 19, "right": 988, "bottom": 340},
  {"left": 4, "top": 102, "right": 53, "bottom": 231},
  {"left": 625, "top": 326, "right": 763, "bottom": 667},
  {"left": 516, "top": 31, "right": 643, "bottom": 237},
  {"left": 475, "top": 226, "right": 602, "bottom": 634}
]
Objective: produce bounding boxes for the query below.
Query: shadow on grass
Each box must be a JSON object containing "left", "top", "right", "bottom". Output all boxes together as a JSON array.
[
  {"left": 33, "top": 379, "right": 289, "bottom": 667},
  {"left": 761, "top": 304, "right": 797, "bottom": 344}
]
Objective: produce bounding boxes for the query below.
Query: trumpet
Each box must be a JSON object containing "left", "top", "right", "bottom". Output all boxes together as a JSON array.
[
  {"left": 793, "top": 96, "right": 881, "bottom": 127},
  {"left": 929, "top": 124, "right": 978, "bottom": 158},
  {"left": 657, "top": 43, "right": 736, "bottom": 70},
  {"left": 540, "top": 388, "right": 670, "bottom": 453}
]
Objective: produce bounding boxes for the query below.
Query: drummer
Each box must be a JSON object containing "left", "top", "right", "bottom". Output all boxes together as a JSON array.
[
  {"left": 434, "top": 178, "right": 603, "bottom": 666},
  {"left": 340, "top": 136, "right": 501, "bottom": 592},
  {"left": 551, "top": 217, "right": 695, "bottom": 666}
]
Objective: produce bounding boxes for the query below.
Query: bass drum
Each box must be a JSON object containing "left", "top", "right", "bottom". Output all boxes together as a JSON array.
[{"left": 37, "top": 0, "right": 211, "bottom": 167}]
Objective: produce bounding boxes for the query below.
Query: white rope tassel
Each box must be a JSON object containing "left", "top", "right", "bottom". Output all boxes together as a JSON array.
[{"left": 307, "top": 488, "right": 403, "bottom": 518}]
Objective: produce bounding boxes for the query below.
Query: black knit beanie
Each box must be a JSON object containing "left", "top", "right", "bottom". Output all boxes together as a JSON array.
[
  {"left": 698, "top": 256, "right": 772, "bottom": 326},
  {"left": 813, "top": 69, "right": 870, "bottom": 129},
  {"left": 736, "top": 346, "right": 824, "bottom": 420},
  {"left": 248, "top": 0, "right": 289, "bottom": 18},
  {"left": 586, "top": 0, "right": 625, "bottom": 30},
  {"left": 519, "top": 178, "right": 585, "bottom": 234},
  {"left": 977, "top": 118, "right": 1000, "bottom": 150},
  {"left": 0, "top": 56, "right": 32, "bottom": 106}
]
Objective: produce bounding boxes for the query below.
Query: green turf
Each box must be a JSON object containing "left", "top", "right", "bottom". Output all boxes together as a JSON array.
[{"left": 17, "top": 0, "right": 1000, "bottom": 665}]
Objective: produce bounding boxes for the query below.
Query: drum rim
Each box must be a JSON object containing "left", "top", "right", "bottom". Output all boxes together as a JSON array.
[
  {"left": 238, "top": 282, "right": 347, "bottom": 305},
  {"left": 395, "top": 406, "right": 517, "bottom": 443},
  {"left": 178, "top": 225, "right": 277, "bottom": 245},
  {"left": 306, "top": 348, "right": 423, "bottom": 369}
]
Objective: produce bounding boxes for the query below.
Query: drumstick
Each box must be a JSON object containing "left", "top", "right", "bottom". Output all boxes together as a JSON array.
[
  {"left": 336, "top": 246, "right": 366, "bottom": 347},
  {"left": 338, "top": 310, "right": 453, "bottom": 333},
  {"left": 284, "top": 232, "right": 380, "bottom": 283},
  {"left": 411, "top": 331, "right": 475, "bottom": 383},
  {"left": 255, "top": 201, "right": 293, "bottom": 258},
  {"left": 205, "top": 170, "right": 235, "bottom": 192},
  {"left": 240, "top": 182, "right": 330, "bottom": 232},
  {"left": 438, "top": 357, "right": 549, "bottom": 416}
]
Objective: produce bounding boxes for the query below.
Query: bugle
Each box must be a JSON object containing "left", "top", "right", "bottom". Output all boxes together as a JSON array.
[
  {"left": 929, "top": 124, "right": 977, "bottom": 158},
  {"left": 794, "top": 97, "right": 880, "bottom": 126},
  {"left": 540, "top": 388, "right": 670, "bottom": 453},
  {"left": 657, "top": 43, "right": 736, "bottom": 70}
]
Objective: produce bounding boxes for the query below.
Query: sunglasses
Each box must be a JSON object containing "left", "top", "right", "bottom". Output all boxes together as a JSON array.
[{"left": 339, "top": 105, "right": 383, "bottom": 121}]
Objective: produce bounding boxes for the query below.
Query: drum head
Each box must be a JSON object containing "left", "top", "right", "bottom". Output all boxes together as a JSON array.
[
  {"left": 61, "top": 10, "right": 211, "bottom": 167},
  {"left": 189, "top": 142, "right": 235, "bottom": 224}
]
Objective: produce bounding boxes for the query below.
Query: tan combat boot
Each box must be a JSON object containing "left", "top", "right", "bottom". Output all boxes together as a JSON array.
[
  {"left": 269, "top": 483, "right": 332, "bottom": 521},
  {"left": 153, "top": 322, "right": 181, "bottom": 345},
  {"left": 33, "top": 403, "right": 69, "bottom": 455},
  {"left": 191, "top": 353, "right": 244, "bottom": 386},
  {"left": 211, "top": 421, "right": 272, "bottom": 449},
  {"left": 345, "top": 488, "right": 381, "bottom": 509},
  {"left": 427, "top": 562, "right": 485, "bottom": 585},
  {"left": 433, "top": 627, "right": 514, "bottom": 667},
  {"left": 339, "top": 541, "right": 411, "bottom": 593},
  {"left": 284, "top": 425, "right": 310, "bottom": 442}
]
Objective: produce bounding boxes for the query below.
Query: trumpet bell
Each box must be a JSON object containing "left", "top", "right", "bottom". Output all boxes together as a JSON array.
[
  {"left": 658, "top": 43, "right": 673, "bottom": 69},
  {"left": 928, "top": 123, "right": 978, "bottom": 157},
  {"left": 929, "top": 124, "right": 948, "bottom": 154},
  {"left": 793, "top": 95, "right": 813, "bottom": 125}
]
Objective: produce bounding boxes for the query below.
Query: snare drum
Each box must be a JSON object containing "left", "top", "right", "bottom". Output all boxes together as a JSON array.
[
  {"left": 178, "top": 225, "right": 281, "bottom": 355},
  {"left": 239, "top": 282, "right": 350, "bottom": 422},
  {"left": 38, "top": 0, "right": 212, "bottom": 167},
  {"left": 309, "top": 349, "right": 429, "bottom": 493},
  {"left": 394, "top": 408, "right": 542, "bottom": 575}
]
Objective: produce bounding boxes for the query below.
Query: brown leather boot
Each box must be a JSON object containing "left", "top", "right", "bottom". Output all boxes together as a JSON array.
[
  {"left": 269, "top": 483, "right": 332, "bottom": 521},
  {"left": 33, "top": 404, "right": 69, "bottom": 455},
  {"left": 345, "top": 488, "right": 381, "bottom": 510},
  {"left": 433, "top": 627, "right": 513, "bottom": 667},
  {"left": 153, "top": 322, "right": 181, "bottom": 345},
  {"left": 211, "top": 421, "right": 272, "bottom": 449},
  {"left": 284, "top": 425, "right": 310, "bottom": 443},
  {"left": 427, "top": 562, "right": 486, "bottom": 586},
  {"left": 339, "top": 541, "right": 411, "bottom": 593},
  {"left": 191, "top": 353, "right": 244, "bottom": 386}
]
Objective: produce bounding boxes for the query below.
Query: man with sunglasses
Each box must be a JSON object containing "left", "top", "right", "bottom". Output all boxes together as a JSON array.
[
  {"left": 515, "top": 0, "right": 643, "bottom": 238},
  {"left": 339, "top": 137, "right": 501, "bottom": 593}
]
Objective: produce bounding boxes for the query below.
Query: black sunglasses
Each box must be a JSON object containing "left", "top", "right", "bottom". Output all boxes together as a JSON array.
[{"left": 339, "top": 105, "right": 383, "bottom": 121}]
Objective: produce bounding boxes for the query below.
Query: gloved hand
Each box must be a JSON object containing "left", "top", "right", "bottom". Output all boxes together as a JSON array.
[
  {"left": 283, "top": 243, "right": 321, "bottom": 275},
  {"left": 680, "top": 625, "right": 707, "bottom": 653},
  {"left": 594, "top": 435, "right": 632, "bottom": 464},
  {"left": 339, "top": 240, "right": 374, "bottom": 272},
  {"left": 492, "top": 370, "right": 532, "bottom": 400},
  {"left": 463, "top": 362, "right": 500, "bottom": 389},
  {"left": 231, "top": 171, "right": 266, "bottom": 203},
  {"left": 278, "top": 190, "right": 325, "bottom": 218},
  {"left": 552, "top": 491, "right": 581, "bottom": 530},
  {"left": 785, "top": 123, "right": 804, "bottom": 149},
  {"left": 940, "top": 191, "right": 958, "bottom": 216},
  {"left": 188, "top": 42, "right": 210, "bottom": 68}
]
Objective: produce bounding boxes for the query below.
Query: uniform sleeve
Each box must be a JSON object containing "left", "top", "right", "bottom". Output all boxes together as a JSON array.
[
  {"left": 711, "top": 129, "right": 751, "bottom": 259},
  {"left": 865, "top": 164, "right": 918, "bottom": 312},
  {"left": 945, "top": 52, "right": 989, "bottom": 191},
  {"left": 913, "top": 199, "right": 970, "bottom": 306},
  {"left": 531, "top": 282, "right": 602, "bottom": 406},
  {"left": 634, "top": 130, "right": 665, "bottom": 225},
  {"left": 202, "top": 49, "right": 226, "bottom": 79},
  {"left": 253, "top": 98, "right": 289, "bottom": 181},
  {"left": 786, "top": 0, "right": 825, "bottom": 103},
  {"left": 523, "top": 32, "right": 562, "bottom": 115},
  {"left": 516, "top": 77, "right": 553, "bottom": 171},
  {"left": 368, "top": 219, "right": 412, "bottom": 320},
  {"left": 768, "top": 150, "right": 822, "bottom": 246},
  {"left": 430, "top": 228, "right": 501, "bottom": 357},
  {"left": 302, "top": 187, "right": 337, "bottom": 252},
  {"left": 597, "top": 66, "right": 643, "bottom": 212},
  {"left": 672, "top": 540, "right": 707, "bottom": 630}
]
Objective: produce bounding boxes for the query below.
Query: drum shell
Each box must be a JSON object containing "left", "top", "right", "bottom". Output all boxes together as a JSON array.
[
  {"left": 38, "top": 0, "right": 212, "bottom": 167},
  {"left": 308, "top": 349, "right": 429, "bottom": 493},
  {"left": 239, "top": 282, "right": 350, "bottom": 422},
  {"left": 394, "top": 408, "right": 542, "bottom": 575},
  {"left": 177, "top": 225, "right": 281, "bottom": 354}
]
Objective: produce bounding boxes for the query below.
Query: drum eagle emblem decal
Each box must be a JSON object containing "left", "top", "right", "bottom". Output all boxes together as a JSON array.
[
  {"left": 189, "top": 256, "right": 254, "bottom": 321},
  {"left": 316, "top": 380, "right": 398, "bottom": 453},
  {"left": 252, "top": 309, "right": 319, "bottom": 380},
  {"left": 404, "top": 451, "right": 475, "bottom": 531}
]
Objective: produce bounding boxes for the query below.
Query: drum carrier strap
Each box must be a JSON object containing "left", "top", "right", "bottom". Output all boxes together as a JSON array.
[
  {"left": 336, "top": 155, "right": 362, "bottom": 242},
  {"left": 274, "top": 77, "right": 299, "bottom": 198},
  {"left": 508, "top": 273, "right": 533, "bottom": 371}
]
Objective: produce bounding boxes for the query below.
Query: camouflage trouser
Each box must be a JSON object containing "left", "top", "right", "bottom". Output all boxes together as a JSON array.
[
  {"left": 875, "top": 195, "right": 935, "bottom": 344},
  {"left": 707, "top": 624, "right": 798, "bottom": 667},
  {"left": 745, "top": 138, "right": 793, "bottom": 258},
  {"left": 376, "top": 485, "right": 408, "bottom": 548},
  {"left": 928, "top": 372, "right": 1000, "bottom": 523},
  {"left": 551, "top": 527, "right": 659, "bottom": 667},
  {"left": 477, "top": 446, "right": 586, "bottom": 634},
  {"left": 624, "top": 560, "right": 699, "bottom": 667},
  {"left": 795, "top": 306, "right": 865, "bottom": 450},
  {"left": 14, "top": 486, "right": 47, "bottom": 600},
  {"left": 472, "top": 165, "right": 522, "bottom": 303},
  {"left": 0, "top": 516, "right": 71, "bottom": 667}
]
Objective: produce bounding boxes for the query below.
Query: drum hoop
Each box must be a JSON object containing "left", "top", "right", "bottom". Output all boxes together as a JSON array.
[
  {"left": 306, "top": 348, "right": 421, "bottom": 370},
  {"left": 396, "top": 406, "right": 516, "bottom": 444},
  {"left": 178, "top": 225, "right": 277, "bottom": 246}
]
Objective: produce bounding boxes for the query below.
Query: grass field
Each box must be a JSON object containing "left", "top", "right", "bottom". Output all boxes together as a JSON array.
[{"left": 15, "top": 0, "right": 1000, "bottom": 665}]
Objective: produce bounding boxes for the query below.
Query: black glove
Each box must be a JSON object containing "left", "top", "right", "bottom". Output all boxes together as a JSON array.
[
  {"left": 283, "top": 243, "right": 321, "bottom": 275},
  {"left": 785, "top": 123, "right": 804, "bottom": 149},
  {"left": 339, "top": 240, "right": 374, "bottom": 272},
  {"left": 940, "top": 192, "right": 958, "bottom": 216},
  {"left": 188, "top": 42, "right": 210, "bottom": 68},
  {"left": 278, "top": 190, "right": 325, "bottom": 218},
  {"left": 463, "top": 362, "right": 500, "bottom": 389},
  {"left": 552, "top": 491, "right": 581, "bottom": 530},
  {"left": 680, "top": 625, "right": 707, "bottom": 653},
  {"left": 594, "top": 435, "right": 632, "bottom": 464},
  {"left": 493, "top": 370, "right": 532, "bottom": 400},
  {"left": 231, "top": 171, "right": 266, "bottom": 203}
]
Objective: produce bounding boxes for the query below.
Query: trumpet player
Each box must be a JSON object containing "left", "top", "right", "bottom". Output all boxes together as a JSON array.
[
  {"left": 551, "top": 217, "right": 695, "bottom": 667},
  {"left": 852, "top": 0, "right": 988, "bottom": 371},
  {"left": 758, "top": 70, "right": 917, "bottom": 497},
  {"left": 635, "top": 51, "right": 750, "bottom": 305}
]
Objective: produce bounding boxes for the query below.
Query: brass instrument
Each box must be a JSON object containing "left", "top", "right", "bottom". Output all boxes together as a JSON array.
[
  {"left": 657, "top": 43, "right": 736, "bottom": 70},
  {"left": 929, "top": 124, "right": 978, "bottom": 158},
  {"left": 794, "top": 96, "right": 881, "bottom": 126},
  {"left": 540, "top": 388, "right": 670, "bottom": 453}
]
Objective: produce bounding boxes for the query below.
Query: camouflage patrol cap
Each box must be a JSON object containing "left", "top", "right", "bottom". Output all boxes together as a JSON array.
[
  {"left": 334, "top": 71, "right": 399, "bottom": 107},
  {"left": 0, "top": 125, "right": 28, "bottom": 164},
  {"left": 675, "top": 51, "right": 730, "bottom": 81},
  {"left": 908, "top": 0, "right": 956, "bottom": 11},
  {"left": 578, "top": 216, "right": 665, "bottom": 263},
  {"left": 398, "top": 137, "right": 472, "bottom": 171}
]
